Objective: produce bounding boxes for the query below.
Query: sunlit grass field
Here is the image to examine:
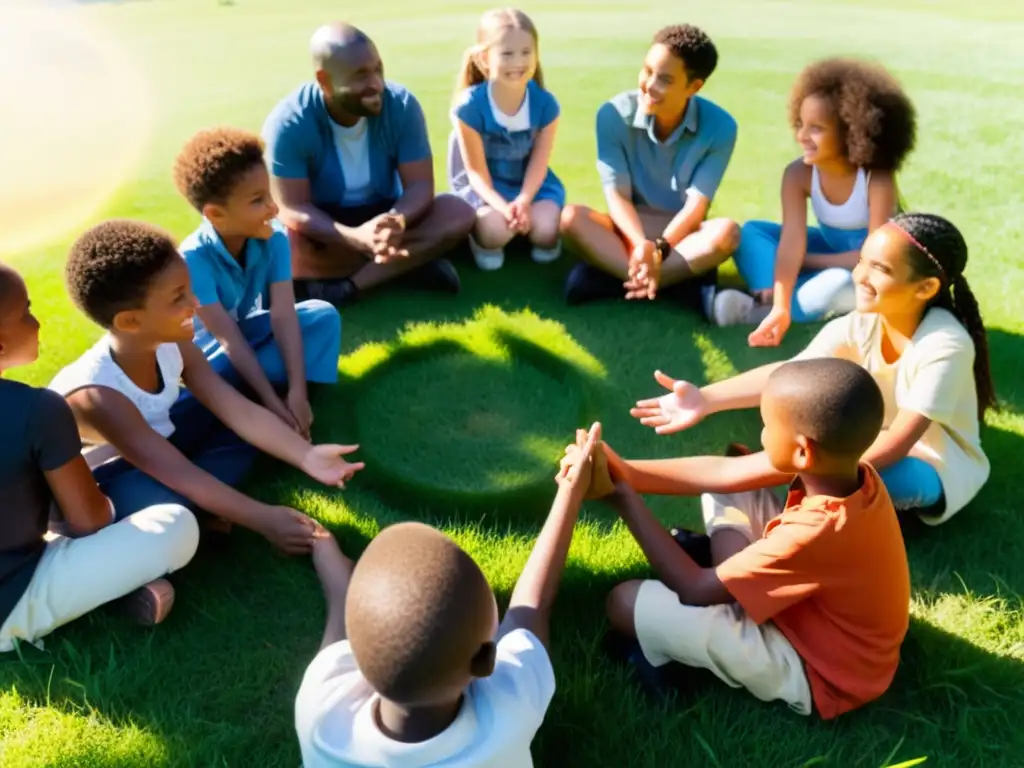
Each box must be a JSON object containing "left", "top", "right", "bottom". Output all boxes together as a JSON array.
[{"left": 2, "top": 0, "right": 1023, "bottom": 765}]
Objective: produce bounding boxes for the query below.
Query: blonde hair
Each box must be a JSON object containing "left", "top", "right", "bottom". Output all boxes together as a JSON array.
[{"left": 454, "top": 8, "right": 544, "bottom": 97}]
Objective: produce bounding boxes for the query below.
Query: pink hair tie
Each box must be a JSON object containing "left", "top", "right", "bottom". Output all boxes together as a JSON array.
[{"left": 885, "top": 221, "right": 946, "bottom": 278}]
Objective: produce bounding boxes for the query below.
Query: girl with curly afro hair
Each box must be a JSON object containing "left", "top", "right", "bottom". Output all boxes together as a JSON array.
[
  {"left": 632, "top": 212, "right": 994, "bottom": 527},
  {"left": 711, "top": 58, "right": 916, "bottom": 345}
]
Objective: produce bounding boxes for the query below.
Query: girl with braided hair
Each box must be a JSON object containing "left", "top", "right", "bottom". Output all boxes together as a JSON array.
[
  {"left": 710, "top": 58, "right": 916, "bottom": 345},
  {"left": 627, "top": 212, "right": 993, "bottom": 527}
]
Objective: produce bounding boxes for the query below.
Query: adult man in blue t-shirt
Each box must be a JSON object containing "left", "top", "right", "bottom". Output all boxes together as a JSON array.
[
  {"left": 560, "top": 25, "right": 740, "bottom": 307},
  {"left": 263, "top": 23, "right": 475, "bottom": 306}
]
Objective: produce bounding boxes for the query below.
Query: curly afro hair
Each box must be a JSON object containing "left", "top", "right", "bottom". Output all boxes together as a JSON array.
[
  {"left": 65, "top": 220, "right": 180, "bottom": 329},
  {"left": 172, "top": 127, "right": 266, "bottom": 211},
  {"left": 652, "top": 24, "right": 718, "bottom": 82},
  {"left": 789, "top": 58, "right": 916, "bottom": 172}
]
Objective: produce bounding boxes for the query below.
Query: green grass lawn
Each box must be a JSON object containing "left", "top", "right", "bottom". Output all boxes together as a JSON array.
[{"left": 3, "top": 0, "right": 1024, "bottom": 765}]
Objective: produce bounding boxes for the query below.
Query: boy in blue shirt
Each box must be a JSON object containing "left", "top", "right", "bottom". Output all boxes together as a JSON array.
[{"left": 174, "top": 128, "right": 341, "bottom": 438}]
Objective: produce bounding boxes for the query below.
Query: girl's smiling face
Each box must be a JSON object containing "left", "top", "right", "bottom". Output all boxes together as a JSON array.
[
  {"left": 795, "top": 94, "right": 843, "bottom": 165},
  {"left": 852, "top": 225, "right": 941, "bottom": 316},
  {"left": 484, "top": 27, "right": 537, "bottom": 87}
]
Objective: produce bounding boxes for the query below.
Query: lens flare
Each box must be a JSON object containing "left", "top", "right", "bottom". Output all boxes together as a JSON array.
[{"left": 0, "top": 1, "right": 152, "bottom": 258}]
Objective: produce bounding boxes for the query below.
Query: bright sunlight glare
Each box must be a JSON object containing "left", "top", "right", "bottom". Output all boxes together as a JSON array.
[{"left": 0, "top": 1, "right": 152, "bottom": 257}]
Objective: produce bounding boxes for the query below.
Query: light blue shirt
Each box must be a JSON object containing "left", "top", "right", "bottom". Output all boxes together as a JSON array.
[
  {"left": 261, "top": 81, "right": 432, "bottom": 208},
  {"left": 596, "top": 91, "right": 737, "bottom": 214},
  {"left": 180, "top": 218, "right": 292, "bottom": 353}
]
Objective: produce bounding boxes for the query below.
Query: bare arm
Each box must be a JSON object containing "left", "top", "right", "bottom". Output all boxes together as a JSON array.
[
  {"left": 195, "top": 302, "right": 282, "bottom": 409},
  {"left": 270, "top": 176, "right": 367, "bottom": 251},
  {"left": 67, "top": 386, "right": 270, "bottom": 528},
  {"left": 392, "top": 157, "right": 435, "bottom": 225},
  {"left": 454, "top": 121, "right": 510, "bottom": 212},
  {"left": 311, "top": 533, "right": 355, "bottom": 650},
  {"left": 701, "top": 361, "right": 787, "bottom": 414},
  {"left": 607, "top": 443, "right": 790, "bottom": 497},
  {"left": 268, "top": 281, "right": 307, "bottom": 401},
  {"left": 500, "top": 424, "right": 600, "bottom": 648},
  {"left": 179, "top": 342, "right": 315, "bottom": 466},
  {"left": 604, "top": 187, "right": 646, "bottom": 249},
  {"left": 45, "top": 455, "right": 114, "bottom": 537},
  {"left": 770, "top": 161, "right": 811, "bottom": 312},
  {"left": 518, "top": 119, "right": 558, "bottom": 203},
  {"left": 607, "top": 482, "right": 732, "bottom": 605},
  {"left": 863, "top": 410, "right": 932, "bottom": 469},
  {"left": 661, "top": 192, "right": 711, "bottom": 248},
  {"left": 804, "top": 171, "right": 897, "bottom": 270}
]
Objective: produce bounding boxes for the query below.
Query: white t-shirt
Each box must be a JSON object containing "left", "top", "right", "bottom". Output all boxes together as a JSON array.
[
  {"left": 330, "top": 118, "right": 373, "bottom": 205},
  {"left": 295, "top": 629, "right": 555, "bottom": 768},
  {"left": 487, "top": 83, "right": 531, "bottom": 132},
  {"left": 795, "top": 308, "right": 989, "bottom": 523},
  {"left": 48, "top": 335, "right": 184, "bottom": 469}
]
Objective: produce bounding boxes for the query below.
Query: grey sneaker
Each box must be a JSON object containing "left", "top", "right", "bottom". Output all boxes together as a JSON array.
[{"left": 711, "top": 289, "right": 756, "bottom": 327}]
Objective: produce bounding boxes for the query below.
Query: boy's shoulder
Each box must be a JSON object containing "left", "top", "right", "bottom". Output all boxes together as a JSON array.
[
  {"left": 692, "top": 94, "right": 737, "bottom": 135},
  {"left": 602, "top": 89, "right": 641, "bottom": 122}
]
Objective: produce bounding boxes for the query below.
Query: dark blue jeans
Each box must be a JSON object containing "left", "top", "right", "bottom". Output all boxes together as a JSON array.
[{"left": 93, "top": 389, "right": 258, "bottom": 521}]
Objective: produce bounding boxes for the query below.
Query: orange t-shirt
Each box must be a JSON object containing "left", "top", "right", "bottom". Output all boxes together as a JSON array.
[{"left": 716, "top": 465, "right": 910, "bottom": 719}]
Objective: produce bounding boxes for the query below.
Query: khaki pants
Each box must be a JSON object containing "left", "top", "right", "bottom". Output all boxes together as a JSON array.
[
  {"left": 633, "top": 488, "right": 813, "bottom": 715},
  {"left": 0, "top": 504, "right": 199, "bottom": 652}
]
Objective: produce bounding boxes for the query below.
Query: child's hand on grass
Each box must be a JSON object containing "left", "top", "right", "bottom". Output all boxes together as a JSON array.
[
  {"left": 300, "top": 444, "right": 365, "bottom": 488},
  {"left": 630, "top": 370, "right": 709, "bottom": 434},
  {"left": 748, "top": 305, "right": 791, "bottom": 348},
  {"left": 286, "top": 388, "right": 313, "bottom": 441},
  {"left": 256, "top": 506, "right": 321, "bottom": 555}
]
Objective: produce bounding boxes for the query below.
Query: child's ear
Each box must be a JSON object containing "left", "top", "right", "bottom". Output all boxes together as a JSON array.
[
  {"left": 793, "top": 434, "right": 815, "bottom": 471},
  {"left": 686, "top": 77, "right": 706, "bottom": 97},
  {"left": 915, "top": 276, "right": 942, "bottom": 303},
  {"left": 469, "top": 641, "right": 496, "bottom": 679},
  {"left": 202, "top": 202, "right": 227, "bottom": 225},
  {"left": 111, "top": 309, "right": 142, "bottom": 334}
]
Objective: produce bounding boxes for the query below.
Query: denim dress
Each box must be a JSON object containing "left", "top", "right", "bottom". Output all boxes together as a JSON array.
[{"left": 448, "top": 79, "right": 565, "bottom": 209}]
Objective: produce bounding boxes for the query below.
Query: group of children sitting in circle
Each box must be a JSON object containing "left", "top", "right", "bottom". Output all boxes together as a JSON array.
[{"left": 0, "top": 8, "right": 997, "bottom": 766}]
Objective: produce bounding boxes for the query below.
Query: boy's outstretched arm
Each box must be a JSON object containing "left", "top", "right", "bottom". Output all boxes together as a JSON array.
[
  {"left": 604, "top": 442, "right": 790, "bottom": 496},
  {"left": 606, "top": 481, "right": 732, "bottom": 606},
  {"left": 268, "top": 280, "right": 312, "bottom": 438},
  {"left": 311, "top": 530, "right": 355, "bottom": 650},
  {"left": 500, "top": 423, "right": 601, "bottom": 649}
]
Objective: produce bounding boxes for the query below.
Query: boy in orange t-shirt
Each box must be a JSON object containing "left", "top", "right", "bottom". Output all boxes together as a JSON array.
[{"left": 573, "top": 357, "right": 910, "bottom": 718}]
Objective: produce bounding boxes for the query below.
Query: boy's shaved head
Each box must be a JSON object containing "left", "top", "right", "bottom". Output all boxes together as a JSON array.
[
  {"left": 0, "top": 264, "right": 23, "bottom": 307},
  {"left": 346, "top": 522, "right": 498, "bottom": 705},
  {"left": 765, "top": 358, "right": 884, "bottom": 457}
]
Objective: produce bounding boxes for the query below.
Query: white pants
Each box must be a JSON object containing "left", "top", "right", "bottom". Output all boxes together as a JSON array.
[
  {"left": 0, "top": 504, "right": 199, "bottom": 652},
  {"left": 633, "top": 488, "right": 813, "bottom": 715}
]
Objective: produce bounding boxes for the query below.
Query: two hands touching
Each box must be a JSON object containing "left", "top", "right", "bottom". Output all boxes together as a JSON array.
[
  {"left": 264, "top": 387, "right": 315, "bottom": 441},
  {"left": 257, "top": 443, "right": 364, "bottom": 556},
  {"left": 624, "top": 240, "right": 661, "bottom": 301},
  {"left": 353, "top": 211, "right": 408, "bottom": 264},
  {"left": 504, "top": 195, "right": 533, "bottom": 234}
]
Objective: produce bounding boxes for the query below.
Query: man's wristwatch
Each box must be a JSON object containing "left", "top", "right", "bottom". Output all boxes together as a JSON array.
[{"left": 653, "top": 237, "right": 672, "bottom": 263}]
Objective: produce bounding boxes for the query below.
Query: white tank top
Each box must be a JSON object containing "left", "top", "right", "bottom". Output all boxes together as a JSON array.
[
  {"left": 49, "top": 336, "right": 184, "bottom": 466},
  {"left": 810, "top": 166, "right": 870, "bottom": 230}
]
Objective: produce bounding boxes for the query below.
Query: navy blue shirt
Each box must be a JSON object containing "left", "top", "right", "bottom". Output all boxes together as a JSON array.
[{"left": 0, "top": 381, "right": 81, "bottom": 628}]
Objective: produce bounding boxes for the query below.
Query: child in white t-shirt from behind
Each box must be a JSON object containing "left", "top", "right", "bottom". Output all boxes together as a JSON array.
[{"left": 296, "top": 424, "right": 602, "bottom": 767}]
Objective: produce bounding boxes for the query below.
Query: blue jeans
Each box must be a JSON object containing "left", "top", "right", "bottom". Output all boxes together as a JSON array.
[
  {"left": 203, "top": 299, "right": 341, "bottom": 385},
  {"left": 93, "top": 389, "right": 258, "bottom": 521},
  {"left": 879, "top": 457, "right": 944, "bottom": 511},
  {"left": 734, "top": 220, "right": 867, "bottom": 322}
]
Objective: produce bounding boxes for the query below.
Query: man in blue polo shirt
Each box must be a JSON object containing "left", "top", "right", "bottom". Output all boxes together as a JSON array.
[
  {"left": 560, "top": 24, "right": 740, "bottom": 307},
  {"left": 262, "top": 22, "right": 475, "bottom": 306}
]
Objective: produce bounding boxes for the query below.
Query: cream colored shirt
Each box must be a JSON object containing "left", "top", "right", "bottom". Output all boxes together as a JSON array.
[{"left": 795, "top": 308, "right": 988, "bottom": 524}]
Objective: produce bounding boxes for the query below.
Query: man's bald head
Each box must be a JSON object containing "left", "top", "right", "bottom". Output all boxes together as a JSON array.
[
  {"left": 310, "top": 23, "right": 371, "bottom": 74},
  {"left": 309, "top": 23, "right": 384, "bottom": 119}
]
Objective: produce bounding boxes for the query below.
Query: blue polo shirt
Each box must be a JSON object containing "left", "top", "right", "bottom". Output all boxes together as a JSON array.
[
  {"left": 596, "top": 91, "right": 737, "bottom": 214},
  {"left": 180, "top": 218, "right": 292, "bottom": 354},
  {"left": 261, "top": 81, "right": 432, "bottom": 208}
]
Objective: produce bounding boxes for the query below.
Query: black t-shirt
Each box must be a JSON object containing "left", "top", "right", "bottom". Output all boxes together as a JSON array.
[{"left": 0, "top": 380, "right": 82, "bottom": 627}]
